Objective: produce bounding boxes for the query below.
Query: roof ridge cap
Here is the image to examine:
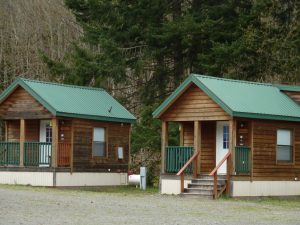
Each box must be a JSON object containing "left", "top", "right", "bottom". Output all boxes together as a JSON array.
[
  {"left": 20, "top": 78, "right": 105, "bottom": 92},
  {"left": 191, "top": 74, "right": 273, "bottom": 87}
]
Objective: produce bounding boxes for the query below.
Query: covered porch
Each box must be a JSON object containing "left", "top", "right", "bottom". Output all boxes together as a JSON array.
[
  {"left": 0, "top": 118, "right": 72, "bottom": 168},
  {"left": 161, "top": 119, "right": 253, "bottom": 198}
]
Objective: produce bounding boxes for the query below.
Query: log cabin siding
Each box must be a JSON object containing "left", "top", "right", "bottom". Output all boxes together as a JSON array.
[
  {"left": 0, "top": 86, "right": 52, "bottom": 119},
  {"left": 25, "top": 120, "right": 39, "bottom": 141},
  {"left": 6, "top": 120, "right": 45, "bottom": 142},
  {"left": 200, "top": 121, "right": 216, "bottom": 173},
  {"left": 283, "top": 91, "right": 300, "bottom": 104},
  {"left": 58, "top": 119, "right": 72, "bottom": 143},
  {"left": 182, "top": 122, "right": 194, "bottom": 147},
  {"left": 161, "top": 84, "right": 230, "bottom": 121},
  {"left": 252, "top": 120, "right": 300, "bottom": 180},
  {"left": 7, "top": 120, "right": 20, "bottom": 141},
  {"left": 72, "top": 118, "right": 130, "bottom": 171}
]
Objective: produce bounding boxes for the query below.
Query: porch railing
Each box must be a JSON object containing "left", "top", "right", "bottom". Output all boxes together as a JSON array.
[
  {"left": 0, "top": 142, "right": 20, "bottom": 166},
  {"left": 165, "top": 146, "right": 194, "bottom": 173},
  {"left": 235, "top": 146, "right": 251, "bottom": 174},
  {"left": 24, "top": 142, "right": 52, "bottom": 166},
  {"left": 58, "top": 142, "right": 71, "bottom": 167}
]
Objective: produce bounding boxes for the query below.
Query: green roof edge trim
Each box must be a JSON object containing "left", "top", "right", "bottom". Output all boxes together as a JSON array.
[
  {"left": 274, "top": 84, "right": 300, "bottom": 92},
  {"left": 0, "top": 78, "right": 57, "bottom": 115},
  {"left": 56, "top": 112, "right": 136, "bottom": 124},
  {"left": 152, "top": 74, "right": 233, "bottom": 118},
  {"left": 232, "top": 111, "right": 300, "bottom": 122}
]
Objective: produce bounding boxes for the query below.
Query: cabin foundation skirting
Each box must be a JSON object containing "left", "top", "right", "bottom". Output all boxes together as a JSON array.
[
  {"left": 160, "top": 175, "right": 192, "bottom": 195},
  {"left": 231, "top": 181, "right": 300, "bottom": 197},
  {"left": 0, "top": 171, "right": 128, "bottom": 187}
]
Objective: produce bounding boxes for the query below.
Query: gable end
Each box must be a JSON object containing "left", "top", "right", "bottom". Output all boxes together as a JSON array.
[{"left": 0, "top": 86, "right": 53, "bottom": 119}]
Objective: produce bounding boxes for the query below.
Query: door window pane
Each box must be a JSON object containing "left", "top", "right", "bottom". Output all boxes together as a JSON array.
[
  {"left": 46, "top": 123, "right": 52, "bottom": 143},
  {"left": 223, "top": 125, "right": 229, "bottom": 149}
]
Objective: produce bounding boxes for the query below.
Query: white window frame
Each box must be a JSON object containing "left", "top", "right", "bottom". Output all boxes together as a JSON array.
[
  {"left": 92, "top": 127, "right": 107, "bottom": 157},
  {"left": 276, "top": 129, "right": 294, "bottom": 163}
]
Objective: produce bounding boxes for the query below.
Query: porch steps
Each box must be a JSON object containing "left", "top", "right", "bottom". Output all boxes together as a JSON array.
[{"left": 180, "top": 175, "right": 227, "bottom": 199}]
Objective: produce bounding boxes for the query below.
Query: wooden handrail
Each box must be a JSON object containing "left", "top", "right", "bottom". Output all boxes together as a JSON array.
[
  {"left": 209, "top": 151, "right": 231, "bottom": 176},
  {"left": 176, "top": 151, "right": 200, "bottom": 176},
  {"left": 209, "top": 151, "right": 231, "bottom": 199},
  {"left": 176, "top": 151, "right": 200, "bottom": 193}
]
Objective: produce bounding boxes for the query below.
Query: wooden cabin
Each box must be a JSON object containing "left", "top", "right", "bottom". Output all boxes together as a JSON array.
[
  {"left": 153, "top": 74, "right": 300, "bottom": 198},
  {"left": 0, "top": 78, "right": 135, "bottom": 186}
]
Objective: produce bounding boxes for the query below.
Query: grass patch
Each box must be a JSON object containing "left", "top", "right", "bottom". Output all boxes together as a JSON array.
[
  {"left": 62, "top": 185, "right": 159, "bottom": 195},
  {"left": 220, "top": 195, "right": 300, "bottom": 208},
  {"left": 0, "top": 183, "right": 159, "bottom": 195}
]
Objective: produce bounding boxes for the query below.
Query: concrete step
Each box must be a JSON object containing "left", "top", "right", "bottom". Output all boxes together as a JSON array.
[
  {"left": 180, "top": 193, "right": 213, "bottom": 199},
  {"left": 184, "top": 187, "right": 222, "bottom": 195},
  {"left": 197, "top": 175, "right": 226, "bottom": 180},
  {"left": 188, "top": 183, "right": 222, "bottom": 190},
  {"left": 191, "top": 179, "right": 226, "bottom": 185}
]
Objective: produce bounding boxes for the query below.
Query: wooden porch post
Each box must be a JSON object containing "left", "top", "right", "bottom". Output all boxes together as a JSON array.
[
  {"left": 161, "top": 121, "right": 168, "bottom": 173},
  {"left": 70, "top": 119, "right": 74, "bottom": 173},
  {"left": 179, "top": 123, "right": 184, "bottom": 146},
  {"left": 227, "top": 119, "right": 235, "bottom": 195},
  {"left": 19, "top": 119, "right": 25, "bottom": 167},
  {"left": 51, "top": 118, "right": 58, "bottom": 168},
  {"left": 231, "top": 119, "right": 236, "bottom": 174},
  {"left": 4, "top": 121, "right": 8, "bottom": 141},
  {"left": 193, "top": 121, "right": 201, "bottom": 177},
  {"left": 250, "top": 120, "right": 254, "bottom": 182}
]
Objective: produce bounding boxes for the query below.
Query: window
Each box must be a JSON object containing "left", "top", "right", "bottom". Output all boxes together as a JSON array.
[
  {"left": 93, "top": 128, "right": 106, "bottom": 157},
  {"left": 223, "top": 125, "right": 229, "bottom": 149},
  {"left": 277, "top": 129, "right": 293, "bottom": 163},
  {"left": 46, "top": 123, "right": 52, "bottom": 143}
]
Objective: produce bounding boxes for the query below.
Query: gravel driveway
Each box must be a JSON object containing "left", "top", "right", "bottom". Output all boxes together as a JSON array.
[{"left": 0, "top": 185, "right": 300, "bottom": 225}]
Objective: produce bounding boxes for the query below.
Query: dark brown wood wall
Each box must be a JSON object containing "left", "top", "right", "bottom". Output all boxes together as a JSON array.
[
  {"left": 7, "top": 120, "right": 20, "bottom": 141},
  {"left": 182, "top": 121, "right": 216, "bottom": 174},
  {"left": 72, "top": 118, "right": 130, "bottom": 172},
  {"left": 182, "top": 122, "right": 194, "bottom": 146},
  {"left": 161, "top": 84, "right": 230, "bottom": 121},
  {"left": 200, "top": 121, "right": 216, "bottom": 173},
  {"left": 7, "top": 120, "right": 41, "bottom": 142},
  {"left": 25, "top": 120, "right": 39, "bottom": 141},
  {"left": 0, "top": 86, "right": 52, "bottom": 119},
  {"left": 252, "top": 120, "right": 300, "bottom": 180},
  {"left": 58, "top": 119, "right": 72, "bottom": 143}
]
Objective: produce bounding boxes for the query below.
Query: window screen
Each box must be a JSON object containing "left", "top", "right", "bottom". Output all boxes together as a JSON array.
[
  {"left": 93, "top": 128, "right": 106, "bottom": 157},
  {"left": 277, "top": 129, "right": 293, "bottom": 162}
]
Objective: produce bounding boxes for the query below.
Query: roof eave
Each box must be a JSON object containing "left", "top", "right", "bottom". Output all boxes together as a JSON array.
[
  {"left": 232, "top": 111, "right": 300, "bottom": 122},
  {"left": 56, "top": 112, "right": 136, "bottom": 124}
]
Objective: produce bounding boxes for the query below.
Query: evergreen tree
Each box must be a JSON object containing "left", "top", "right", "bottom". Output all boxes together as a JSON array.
[{"left": 42, "top": 0, "right": 300, "bottom": 158}]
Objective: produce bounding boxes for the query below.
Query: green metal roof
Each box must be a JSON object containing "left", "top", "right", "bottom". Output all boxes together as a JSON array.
[
  {"left": 0, "top": 78, "right": 136, "bottom": 123},
  {"left": 153, "top": 74, "right": 300, "bottom": 122}
]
